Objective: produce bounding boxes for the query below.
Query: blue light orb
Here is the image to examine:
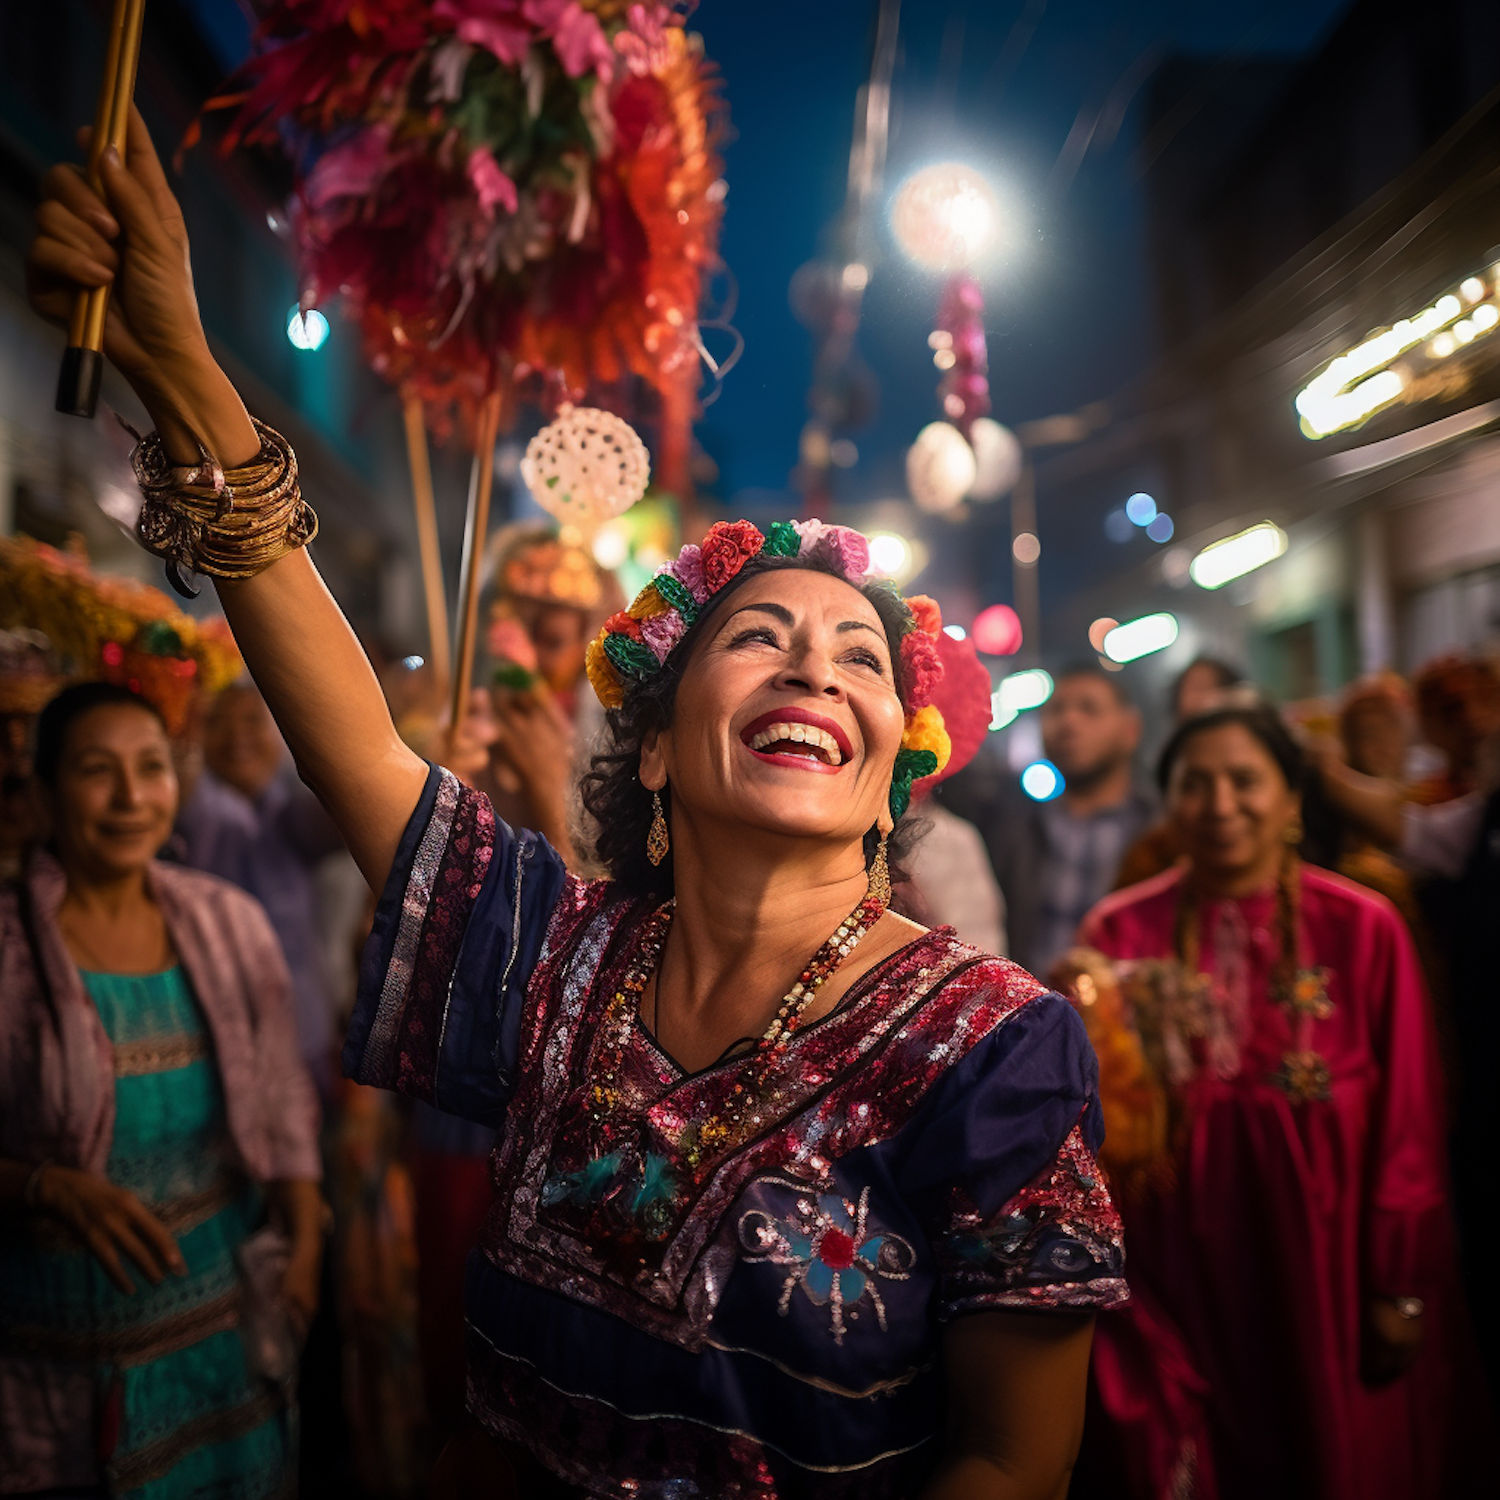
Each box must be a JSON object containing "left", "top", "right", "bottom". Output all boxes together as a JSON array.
[
  {"left": 287, "top": 305, "right": 330, "bottom": 352},
  {"left": 1125, "top": 492, "right": 1157, "bottom": 527},
  {"left": 1104, "top": 508, "right": 1134, "bottom": 543},
  {"left": 1020, "top": 759, "right": 1066, "bottom": 802},
  {"left": 1146, "top": 513, "right": 1175, "bottom": 543}
]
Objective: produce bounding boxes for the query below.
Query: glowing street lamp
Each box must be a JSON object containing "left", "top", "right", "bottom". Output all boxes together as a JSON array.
[
  {"left": 1189, "top": 522, "right": 1287, "bottom": 590},
  {"left": 891, "top": 163, "right": 1002, "bottom": 273},
  {"left": 1102, "top": 613, "right": 1179, "bottom": 664}
]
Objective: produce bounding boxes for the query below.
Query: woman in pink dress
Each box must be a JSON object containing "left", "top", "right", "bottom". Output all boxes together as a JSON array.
[{"left": 1064, "top": 703, "right": 1483, "bottom": 1500}]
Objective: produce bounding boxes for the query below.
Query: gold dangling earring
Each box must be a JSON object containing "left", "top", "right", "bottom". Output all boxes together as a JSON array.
[
  {"left": 646, "top": 790, "right": 670, "bottom": 866},
  {"left": 868, "top": 828, "right": 891, "bottom": 906},
  {"left": 1284, "top": 818, "right": 1304, "bottom": 847}
]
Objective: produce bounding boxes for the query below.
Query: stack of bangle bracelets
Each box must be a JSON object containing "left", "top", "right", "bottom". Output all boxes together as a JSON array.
[{"left": 128, "top": 416, "right": 318, "bottom": 597}]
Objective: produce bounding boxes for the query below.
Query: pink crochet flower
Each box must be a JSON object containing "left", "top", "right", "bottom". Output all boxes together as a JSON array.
[
  {"left": 640, "top": 609, "right": 687, "bottom": 663},
  {"left": 793, "top": 519, "right": 869, "bottom": 582},
  {"left": 824, "top": 525, "right": 870, "bottom": 582},
  {"left": 791, "top": 518, "right": 832, "bottom": 552},
  {"left": 668, "top": 544, "right": 708, "bottom": 603},
  {"left": 700, "top": 520, "right": 765, "bottom": 593},
  {"left": 900, "top": 629, "right": 944, "bottom": 711}
]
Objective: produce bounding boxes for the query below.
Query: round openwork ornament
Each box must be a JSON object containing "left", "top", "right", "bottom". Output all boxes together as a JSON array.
[{"left": 521, "top": 405, "right": 651, "bottom": 527}]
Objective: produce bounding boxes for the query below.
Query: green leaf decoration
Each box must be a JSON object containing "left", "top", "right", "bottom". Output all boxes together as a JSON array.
[
  {"left": 894, "top": 747, "right": 939, "bottom": 781},
  {"left": 889, "top": 775, "right": 915, "bottom": 822},
  {"left": 603, "top": 633, "right": 660, "bottom": 681},
  {"left": 651, "top": 572, "right": 699, "bottom": 623},
  {"left": 763, "top": 521, "right": 801, "bottom": 558}
]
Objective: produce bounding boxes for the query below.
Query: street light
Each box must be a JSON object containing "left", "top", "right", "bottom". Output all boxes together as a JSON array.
[
  {"left": 1102, "top": 613, "right": 1179, "bottom": 663},
  {"left": 1189, "top": 522, "right": 1287, "bottom": 590},
  {"left": 890, "top": 163, "right": 1003, "bottom": 273}
]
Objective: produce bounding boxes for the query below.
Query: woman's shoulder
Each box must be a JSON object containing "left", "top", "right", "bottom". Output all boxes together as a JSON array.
[
  {"left": 874, "top": 926, "right": 1083, "bottom": 1073},
  {"left": 148, "top": 859, "right": 286, "bottom": 957},
  {"left": 1300, "top": 860, "right": 1409, "bottom": 936}
]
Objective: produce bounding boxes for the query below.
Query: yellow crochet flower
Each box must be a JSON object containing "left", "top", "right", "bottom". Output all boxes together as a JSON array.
[
  {"left": 626, "top": 582, "right": 673, "bottom": 621},
  {"left": 901, "top": 705, "right": 952, "bottom": 774},
  {"left": 585, "top": 634, "right": 625, "bottom": 709}
]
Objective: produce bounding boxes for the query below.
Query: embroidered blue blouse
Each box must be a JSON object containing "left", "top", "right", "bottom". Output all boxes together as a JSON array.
[{"left": 346, "top": 766, "right": 1126, "bottom": 1498}]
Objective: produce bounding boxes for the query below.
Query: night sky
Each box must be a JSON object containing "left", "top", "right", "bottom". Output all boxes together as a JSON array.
[
  {"left": 691, "top": 0, "right": 1353, "bottom": 510},
  {"left": 187, "top": 0, "right": 1354, "bottom": 520}
]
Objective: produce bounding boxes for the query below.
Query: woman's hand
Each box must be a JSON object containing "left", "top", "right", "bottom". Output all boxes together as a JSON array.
[
  {"left": 32, "top": 1164, "right": 185, "bottom": 1295},
  {"left": 1363, "top": 1296, "right": 1425, "bottom": 1384},
  {"left": 25, "top": 106, "right": 258, "bottom": 466},
  {"left": 267, "top": 1178, "right": 326, "bottom": 1341},
  {"left": 490, "top": 685, "right": 576, "bottom": 858},
  {"left": 279, "top": 1243, "right": 322, "bottom": 1342},
  {"left": 490, "top": 687, "right": 573, "bottom": 806}
]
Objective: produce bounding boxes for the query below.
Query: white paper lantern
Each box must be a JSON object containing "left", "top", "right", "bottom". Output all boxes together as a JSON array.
[
  {"left": 906, "top": 421, "right": 977, "bottom": 514},
  {"left": 521, "top": 404, "right": 651, "bottom": 527},
  {"left": 966, "top": 418, "right": 1023, "bottom": 502}
]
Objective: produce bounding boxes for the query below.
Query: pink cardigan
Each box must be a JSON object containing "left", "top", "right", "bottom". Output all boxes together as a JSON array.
[{"left": 0, "top": 850, "right": 321, "bottom": 1492}]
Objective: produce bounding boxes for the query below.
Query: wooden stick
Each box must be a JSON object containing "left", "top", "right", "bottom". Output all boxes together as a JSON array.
[
  {"left": 446, "top": 391, "right": 503, "bottom": 751},
  {"left": 402, "top": 395, "right": 451, "bottom": 691},
  {"left": 57, "top": 0, "right": 147, "bottom": 419}
]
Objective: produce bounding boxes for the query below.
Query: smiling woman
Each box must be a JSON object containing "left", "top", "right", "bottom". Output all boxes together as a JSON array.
[
  {"left": 24, "top": 109, "right": 1127, "bottom": 1500},
  {"left": 0, "top": 684, "right": 323, "bottom": 1498},
  {"left": 582, "top": 552, "right": 918, "bottom": 901},
  {"left": 1063, "top": 702, "right": 1478, "bottom": 1500}
]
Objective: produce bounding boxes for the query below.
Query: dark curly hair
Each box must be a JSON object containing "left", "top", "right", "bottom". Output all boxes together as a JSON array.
[{"left": 580, "top": 552, "right": 922, "bottom": 899}]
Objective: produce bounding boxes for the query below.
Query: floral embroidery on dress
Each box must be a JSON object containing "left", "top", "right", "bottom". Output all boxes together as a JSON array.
[{"left": 739, "top": 1183, "right": 915, "bottom": 1345}]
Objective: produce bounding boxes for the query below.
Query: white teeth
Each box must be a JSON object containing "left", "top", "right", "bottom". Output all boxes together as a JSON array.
[{"left": 747, "top": 722, "right": 844, "bottom": 765}]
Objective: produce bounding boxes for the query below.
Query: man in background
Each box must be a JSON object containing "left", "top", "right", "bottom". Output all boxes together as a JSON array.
[{"left": 944, "top": 664, "right": 1154, "bottom": 977}]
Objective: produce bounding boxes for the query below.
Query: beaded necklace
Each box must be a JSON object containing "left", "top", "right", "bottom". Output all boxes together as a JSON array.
[
  {"left": 1173, "top": 848, "right": 1332, "bottom": 1103},
  {"left": 544, "top": 889, "right": 888, "bottom": 1254}
]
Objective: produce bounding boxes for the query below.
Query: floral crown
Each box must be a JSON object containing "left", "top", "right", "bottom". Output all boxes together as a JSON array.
[{"left": 585, "top": 519, "right": 953, "bottom": 821}]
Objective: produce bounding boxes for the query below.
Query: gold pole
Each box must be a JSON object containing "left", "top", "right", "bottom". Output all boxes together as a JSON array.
[
  {"left": 58, "top": 0, "right": 147, "bottom": 417},
  {"left": 402, "top": 395, "right": 451, "bottom": 690},
  {"left": 446, "top": 391, "right": 503, "bottom": 754}
]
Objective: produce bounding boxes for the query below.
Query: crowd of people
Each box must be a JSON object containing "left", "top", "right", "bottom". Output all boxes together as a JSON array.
[{"left": 2, "top": 107, "right": 1495, "bottom": 1500}]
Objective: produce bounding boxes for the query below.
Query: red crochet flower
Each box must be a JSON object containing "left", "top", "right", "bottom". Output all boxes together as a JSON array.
[
  {"left": 699, "top": 520, "right": 765, "bottom": 593},
  {"left": 904, "top": 593, "right": 943, "bottom": 639},
  {"left": 900, "top": 629, "right": 944, "bottom": 710},
  {"left": 604, "top": 610, "right": 643, "bottom": 641}
]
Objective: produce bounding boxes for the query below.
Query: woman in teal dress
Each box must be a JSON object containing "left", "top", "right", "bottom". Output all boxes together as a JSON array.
[{"left": 0, "top": 684, "right": 324, "bottom": 1497}]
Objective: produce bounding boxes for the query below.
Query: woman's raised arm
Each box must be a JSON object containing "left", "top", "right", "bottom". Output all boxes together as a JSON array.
[{"left": 25, "top": 108, "right": 426, "bottom": 888}]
